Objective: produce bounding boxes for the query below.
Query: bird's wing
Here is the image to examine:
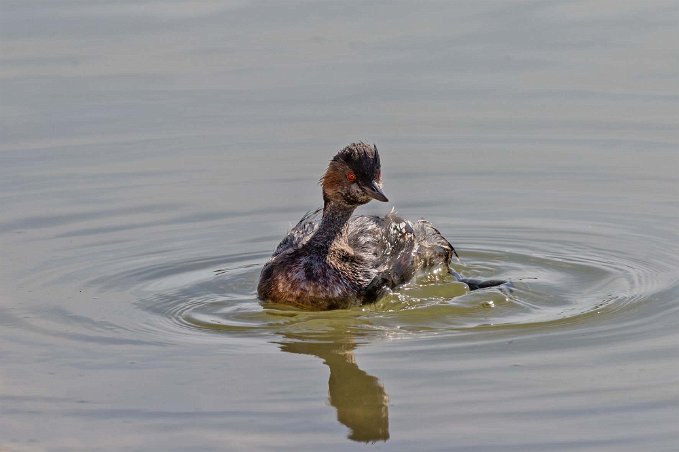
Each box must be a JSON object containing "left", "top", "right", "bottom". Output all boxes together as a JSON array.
[{"left": 271, "top": 208, "right": 323, "bottom": 257}]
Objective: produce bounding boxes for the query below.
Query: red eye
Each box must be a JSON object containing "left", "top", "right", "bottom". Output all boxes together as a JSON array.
[{"left": 347, "top": 172, "right": 356, "bottom": 182}]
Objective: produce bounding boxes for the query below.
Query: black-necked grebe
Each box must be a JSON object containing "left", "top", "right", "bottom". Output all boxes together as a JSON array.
[{"left": 257, "top": 142, "right": 505, "bottom": 310}]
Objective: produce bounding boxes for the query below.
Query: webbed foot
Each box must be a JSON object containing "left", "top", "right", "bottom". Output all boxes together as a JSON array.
[{"left": 451, "top": 270, "right": 510, "bottom": 291}]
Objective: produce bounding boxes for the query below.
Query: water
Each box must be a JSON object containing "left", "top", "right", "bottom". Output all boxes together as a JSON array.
[{"left": 1, "top": 1, "right": 678, "bottom": 450}]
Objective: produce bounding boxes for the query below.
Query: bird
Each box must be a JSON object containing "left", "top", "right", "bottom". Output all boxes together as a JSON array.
[{"left": 257, "top": 142, "right": 505, "bottom": 310}]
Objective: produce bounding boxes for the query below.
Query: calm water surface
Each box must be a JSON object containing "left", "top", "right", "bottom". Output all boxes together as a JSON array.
[{"left": 1, "top": 1, "right": 678, "bottom": 451}]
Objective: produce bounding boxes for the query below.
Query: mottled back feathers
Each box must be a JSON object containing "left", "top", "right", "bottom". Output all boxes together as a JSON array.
[{"left": 261, "top": 208, "right": 454, "bottom": 309}]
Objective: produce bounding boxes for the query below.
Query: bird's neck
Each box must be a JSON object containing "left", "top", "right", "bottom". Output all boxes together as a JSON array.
[{"left": 309, "top": 199, "right": 356, "bottom": 249}]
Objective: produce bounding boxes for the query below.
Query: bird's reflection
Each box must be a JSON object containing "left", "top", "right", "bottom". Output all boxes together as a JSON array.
[{"left": 278, "top": 326, "right": 389, "bottom": 442}]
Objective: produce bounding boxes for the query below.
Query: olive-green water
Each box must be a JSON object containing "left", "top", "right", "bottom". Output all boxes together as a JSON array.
[{"left": 1, "top": 2, "right": 678, "bottom": 451}]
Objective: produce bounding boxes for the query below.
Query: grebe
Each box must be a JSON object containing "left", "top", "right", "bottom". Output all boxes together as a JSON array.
[{"left": 257, "top": 142, "right": 504, "bottom": 310}]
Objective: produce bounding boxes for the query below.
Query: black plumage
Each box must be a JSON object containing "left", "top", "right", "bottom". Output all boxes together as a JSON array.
[{"left": 257, "top": 142, "right": 503, "bottom": 310}]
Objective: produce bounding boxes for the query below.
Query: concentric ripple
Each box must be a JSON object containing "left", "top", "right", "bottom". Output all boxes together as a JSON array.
[{"left": 110, "top": 221, "right": 676, "bottom": 344}]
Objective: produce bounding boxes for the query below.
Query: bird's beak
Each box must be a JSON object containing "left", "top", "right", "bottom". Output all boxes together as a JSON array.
[{"left": 363, "top": 181, "right": 389, "bottom": 202}]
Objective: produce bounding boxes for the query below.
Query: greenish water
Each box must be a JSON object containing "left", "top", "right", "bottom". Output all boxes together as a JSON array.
[{"left": 1, "top": 1, "right": 678, "bottom": 451}]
